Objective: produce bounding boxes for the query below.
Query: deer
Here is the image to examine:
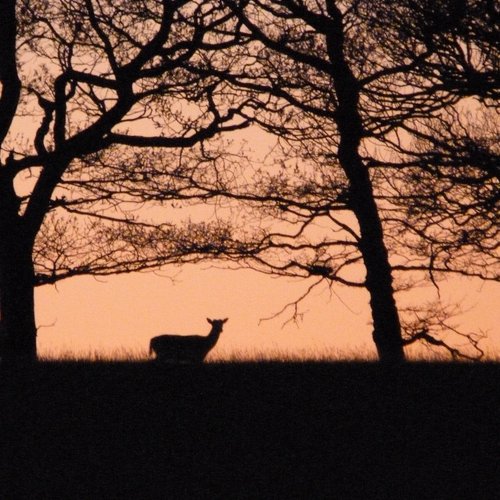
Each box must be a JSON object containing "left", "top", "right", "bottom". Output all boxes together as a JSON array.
[{"left": 149, "top": 318, "right": 228, "bottom": 363}]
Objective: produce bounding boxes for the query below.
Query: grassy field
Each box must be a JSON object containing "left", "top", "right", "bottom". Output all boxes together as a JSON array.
[
  {"left": 37, "top": 343, "right": 500, "bottom": 363},
  {"left": 1, "top": 360, "right": 498, "bottom": 499}
]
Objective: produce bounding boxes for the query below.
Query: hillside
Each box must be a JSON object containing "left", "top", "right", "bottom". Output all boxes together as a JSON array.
[{"left": 1, "top": 362, "right": 498, "bottom": 498}]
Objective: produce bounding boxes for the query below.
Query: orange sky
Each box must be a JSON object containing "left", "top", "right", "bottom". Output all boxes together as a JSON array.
[
  {"left": 9, "top": 121, "right": 497, "bottom": 361},
  {"left": 9, "top": 69, "right": 498, "bottom": 361},
  {"left": 35, "top": 265, "right": 500, "bottom": 360}
]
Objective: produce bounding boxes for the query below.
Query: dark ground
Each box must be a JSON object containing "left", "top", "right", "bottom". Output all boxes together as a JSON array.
[{"left": 0, "top": 362, "right": 498, "bottom": 499}]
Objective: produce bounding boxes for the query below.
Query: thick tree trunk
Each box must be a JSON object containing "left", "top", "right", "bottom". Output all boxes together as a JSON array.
[
  {"left": 337, "top": 132, "right": 405, "bottom": 362},
  {"left": 0, "top": 258, "right": 36, "bottom": 363},
  {"left": 0, "top": 235, "right": 37, "bottom": 364},
  {"left": 0, "top": 0, "right": 36, "bottom": 364},
  {"left": 0, "top": 234, "right": 38, "bottom": 363},
  {"left": 325, "top": 5, "right": 405, "bottom": 363},
  {"left": 336, "top": 118, "right": 406, "bottom": 363},
  {"left": 347, "top": 164, "right": 406, "bottom": 363},
  {"left": 0, "top": 174, "right": 38, "bottom": 364}
]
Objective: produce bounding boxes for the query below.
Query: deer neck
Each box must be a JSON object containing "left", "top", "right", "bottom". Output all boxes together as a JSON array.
[{"left": 206, "top": 325, "right": 222, "bottom": 347}]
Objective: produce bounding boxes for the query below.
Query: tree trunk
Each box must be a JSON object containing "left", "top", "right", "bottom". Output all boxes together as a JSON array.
[
  {"left": 336, "top": 127, "right": 405, "bottom": 362},
  {"left": 347, "top": 166, "right": 406, "bottom": 363},
  {"left": 0, "top": 173, "right": 38, "bottom": 364},
  {"left": 336, "top": 113, "right": 406, "bottom": 364},
  {"left": 325, "top": 5, "right": 405, "bottom": 363},
  {"left": 0, "top": 234, "right": 37, "bottom": 364}
]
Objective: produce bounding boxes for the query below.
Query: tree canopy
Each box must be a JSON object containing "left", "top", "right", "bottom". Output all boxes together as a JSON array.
[{"left": 0, "top": 0, "right": 497, "bottom": 362}]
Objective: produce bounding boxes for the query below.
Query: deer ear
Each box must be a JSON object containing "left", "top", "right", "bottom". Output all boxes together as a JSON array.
[
  {"left": 222, "top": 318, "right": 228, "bottom": 323},
  {"left": 207, "top": 318, "right": 212, "bottom": 324}
]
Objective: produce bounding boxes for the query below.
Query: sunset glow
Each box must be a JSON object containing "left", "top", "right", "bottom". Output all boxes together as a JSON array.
[{"left": 1, "top": 0, "right": 498, "bottom": 363}]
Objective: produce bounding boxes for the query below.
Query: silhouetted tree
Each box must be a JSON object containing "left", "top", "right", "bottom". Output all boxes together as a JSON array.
[
  {"left": 0, "top": 0, "right": 248, "bottom": 363},
  {"left": 364, "top": 0, "right": 499, "bottom": 282},
  {"left": 208, "top": 0, "right": 416, "bottom": 362},
  {"left": 2, "top": 0, "right": 496, "bottom": 363},
  {"left": 195, "top": 0, "right": 497, "bottom": 360}
]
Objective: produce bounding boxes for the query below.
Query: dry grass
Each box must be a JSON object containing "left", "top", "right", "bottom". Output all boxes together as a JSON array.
[
  {"left": 37, "top": 345, "right": 380, "bottom": 363},
  {"left": 209, "top": 346, "right": 377, "bottom": 363},
  {"left": 37, "top": 344, "right": 500, "bottom": 363},
  {"left": 38, "top": 347, "right": 149, "bottom": 363}
]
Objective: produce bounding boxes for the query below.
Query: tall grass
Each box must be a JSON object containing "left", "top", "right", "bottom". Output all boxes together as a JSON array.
[
  {"left": 210, "top": 346, "right": 378, "bottom": 363},
  {"left": 37, "top": 345, "right": 500, "bottom": 363},
  {"left": 38, "top": 347, "right": 149, "bottom": 363}
]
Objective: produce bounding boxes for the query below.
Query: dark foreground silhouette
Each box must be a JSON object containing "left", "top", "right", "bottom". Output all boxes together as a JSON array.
[{"left": 0, "top": 362, "right": 498, "bottom": 498}]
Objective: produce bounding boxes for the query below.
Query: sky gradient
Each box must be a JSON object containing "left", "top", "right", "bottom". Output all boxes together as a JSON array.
[{"left": 36, "top": 264, "right": 500, "bottom": 360}]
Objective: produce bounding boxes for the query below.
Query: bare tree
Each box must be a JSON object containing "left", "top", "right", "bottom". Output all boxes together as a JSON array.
[
  {"left": 188, "top": 0, "right": 497, "bottom": 360},
  {"left": 358, "top": 0, "right": 499, "bottom": 273},
  {"left": 0, "top": 0, "right": 248, "bottom": 363},
  {"left": 1, "top": 0, "right": 496, "bottom": 364},
  {"left": 206, "top": 0, "right": 426, "bottom": 362}
]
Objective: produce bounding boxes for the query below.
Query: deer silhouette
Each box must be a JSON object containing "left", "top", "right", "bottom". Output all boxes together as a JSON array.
[{"left": 149, "top": 318, "right": 228, "bottom": 363}]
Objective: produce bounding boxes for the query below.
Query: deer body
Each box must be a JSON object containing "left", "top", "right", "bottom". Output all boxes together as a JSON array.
[{"left": 149, "top": 318, "right": 228, "bottom": 363}]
